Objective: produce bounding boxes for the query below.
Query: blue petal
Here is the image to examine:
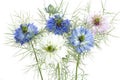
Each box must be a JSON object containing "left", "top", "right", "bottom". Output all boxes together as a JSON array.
[
  {"left": 46, "top": 15, "right": 71, "bottom": 35},
  {"left": 14, "top": 23, "right": 38, "bottom": 45},
  {"left": 69, "top": 27, "right": 94, "bottom": 53}
]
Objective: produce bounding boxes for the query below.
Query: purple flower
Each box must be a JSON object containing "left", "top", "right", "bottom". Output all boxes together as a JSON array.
[
  {"left": 46, "top": 15, "right": 71, "bottom": 35},
  {"left": 88, "top": 14, "right": 109, "bottom": 34}
]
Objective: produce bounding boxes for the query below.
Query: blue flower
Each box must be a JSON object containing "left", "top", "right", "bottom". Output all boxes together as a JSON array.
[
  {"left": 14, "top": 23, "right": 38, "bottom": 45},
  {"left": 69, "top": 27, "right": 94, "bottom": 53},
  {"left": 46, "top": 15, "right": 71, "bottom": 35}
]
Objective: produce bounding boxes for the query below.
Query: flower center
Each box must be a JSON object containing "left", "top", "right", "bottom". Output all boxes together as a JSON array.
[
  {"left": 93, "top": 17, "right": 100, "bottom": 26},
  {"left": 21, "top": 25, "right": 28, "bottom": 33},
  {"left": 78, "top": 35, "right": 85, "bottom": 42},
  {"left": 56, "top": 19, "right": 63, "bottom": 27},
  {"left": 45, "top": 45, "right": 56, "bottom": 52}
]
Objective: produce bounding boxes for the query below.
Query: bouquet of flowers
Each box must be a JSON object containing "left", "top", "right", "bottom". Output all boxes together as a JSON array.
[{"left": 6, "top": 0, "right": 119, "bottom": 80}]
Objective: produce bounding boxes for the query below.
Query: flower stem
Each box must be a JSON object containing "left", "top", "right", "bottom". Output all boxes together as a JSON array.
[
  {"left": 31, "top": 42, "right": 43, "bottom": 80},
  {"left": 75, "top": 54, "right": 80, "bottom": 80},
  {"left": 57, "top": 63, "right": 60, "bottom": 80}
]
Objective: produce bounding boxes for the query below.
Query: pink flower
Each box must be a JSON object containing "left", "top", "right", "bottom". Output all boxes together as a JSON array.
[{"left": 89, "top": 14, "right": 109, "bottom": 34}]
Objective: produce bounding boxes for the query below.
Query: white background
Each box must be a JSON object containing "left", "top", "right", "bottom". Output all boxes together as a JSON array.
[{"left": 0, "top": 0, "right": 120, "bottom": 80}]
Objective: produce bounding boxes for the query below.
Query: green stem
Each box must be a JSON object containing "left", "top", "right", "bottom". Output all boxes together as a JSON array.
[
  {"left": 75, "top": 54, "right": 80, "bottom": 80},
  {"left": 65, "top": 70, "right": 67, "bottom": 80},
  {"left": 57, "top": 63, "right": 60, "bottom": 80},
  {"left": 31, "top": 42, "right": 43, "bottom": 80}
]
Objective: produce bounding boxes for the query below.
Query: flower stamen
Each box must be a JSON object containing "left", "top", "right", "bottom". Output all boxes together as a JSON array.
[
  {"left": 78, "top": 35, "right": 85, "bottom": 42},
  {"left": 93, "top": 17, "right": 100, "bottom": 26},
  {"left": 56, "top": 19, "right": 63, "bottom": 27},
  {"left": 45, "top": 45, "right": 56, "bottom": 53},
  {"left": 21, "top": 25, "right": 28, "bottom": 33}
]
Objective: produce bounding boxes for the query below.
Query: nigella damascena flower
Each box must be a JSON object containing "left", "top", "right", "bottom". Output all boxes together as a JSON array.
[
  {"left": 46, "top": 15, "right": 71, "bottom": 35},
  {"left": 89, "top": 14, "right": 109, "bottom": 34},
  {"left": 14, "top": 23, "right": 38, "bottom": 45},
  {"left": 69, "top": 27, "right": 94, "bottom": 53},
  {"left": 38, "top": 32, "right": 67, "bottom": 65}
]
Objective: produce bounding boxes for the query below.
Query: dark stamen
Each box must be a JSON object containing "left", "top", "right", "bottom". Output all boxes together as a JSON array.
[
  {"left": 93, "top": 18, "right": 100, "bottom": 26},
  {"left": 56, "top": 19, "right": 62, "bottom": 27},
  {"left": 78, "top": 35, "right": 85, "bottom": 42},
  {"left": 21, "top": 26, "right": 28, "bottom": 33},
  {"left": 45, "top": 45, "right": 55, "bottom": 52}
]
